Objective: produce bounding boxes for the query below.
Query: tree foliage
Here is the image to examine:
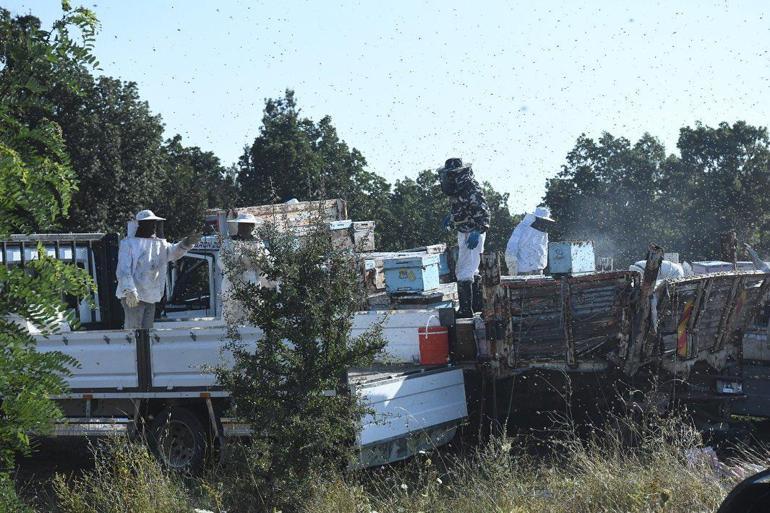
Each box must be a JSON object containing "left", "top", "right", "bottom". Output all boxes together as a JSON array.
[
  {"left": 160, "top": 135, "right": 237, "bottom": 239},
  {"left": 216, "top": 219, "right": 386, "bottom": 511},
  {"left": 58, "top": 77, "right": 168, "bottom": 233},
  {"left": 0, "top": 1, "right": 96, "bottom": 501},
  {"left": 2, "top": 5, "right": 236, "bottom": 237},
  {"left": 238, "top": 91, "right": 518, "bottom": 253},
  {"left": 544, "top": 122, "right": 770, "bottom": 265},
  {"left": 237, "top": 90, "right": 393, "bottom": 225}
]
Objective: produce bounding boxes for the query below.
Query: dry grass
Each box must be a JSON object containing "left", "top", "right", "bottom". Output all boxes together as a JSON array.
[
  {"left": 34, "top": 413, "right": 769, "bottom": 513},
  {"left": 302, "top": 414, "right": 768, "bottom": 513},
  {"left": 52, "top": 438, "right": 196, "bottom": 513}
]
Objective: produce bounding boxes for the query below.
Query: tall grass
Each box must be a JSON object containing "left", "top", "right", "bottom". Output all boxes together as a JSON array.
[
  {"left": 53, "top": 438, "right": 197, "bottom": 513},
  {"left": 42, "top": 412, "right": 768, "bottom": 513},
  {"left": 303, "top": 413, "right": 768, "bottom": 513}
]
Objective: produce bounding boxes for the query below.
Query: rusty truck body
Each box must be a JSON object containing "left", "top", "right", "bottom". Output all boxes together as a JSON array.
[{"left": 455, "top": 247, "right": 770, "bottom": 423}]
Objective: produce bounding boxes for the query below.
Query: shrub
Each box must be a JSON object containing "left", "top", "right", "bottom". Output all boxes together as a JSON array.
[
  {"left": 216, "top": 216, "right": 386, "bottom": 512},
  {"left": 0, "top": 474, "right": 33, "bottom": 513}
]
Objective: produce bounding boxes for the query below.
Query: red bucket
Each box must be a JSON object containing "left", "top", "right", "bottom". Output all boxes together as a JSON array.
[{"left": 418, "top": 326, "right": 449, "bottom": 365}]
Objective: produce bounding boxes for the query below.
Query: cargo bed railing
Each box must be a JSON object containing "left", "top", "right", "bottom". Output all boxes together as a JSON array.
[{"left": 1, "top": 233, "right": 122, "bottom": 329}]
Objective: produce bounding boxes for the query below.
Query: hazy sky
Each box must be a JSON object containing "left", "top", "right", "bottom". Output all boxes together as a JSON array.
[{"left": 7, "top": 1, "right": 770, "bottom": 212}]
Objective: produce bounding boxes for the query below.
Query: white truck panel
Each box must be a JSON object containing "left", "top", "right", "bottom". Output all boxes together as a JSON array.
[
  {"left": 150, "top": 325, "right": 261, "bottom": 389},
  {"left": 357, "top": 368, "right": 467, "bottom": 446},
  {"left": 34, "top": 310, "right": 438, "bottom": 392},
  {"left": 36, "top": 330, "right": 138, "bottom": 390},
  {"left": 352, "top": 310, "right": 440, "bottom": 364}
]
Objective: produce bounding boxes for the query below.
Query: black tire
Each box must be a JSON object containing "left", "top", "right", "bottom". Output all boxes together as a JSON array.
[{"left": 149, "top": 406, "right": 208, "bottom": 474}]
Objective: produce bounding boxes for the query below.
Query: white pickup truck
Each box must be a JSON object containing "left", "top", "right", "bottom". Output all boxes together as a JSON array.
[{"left": 3, "top": 233, "right": 468, "bottom": 471}]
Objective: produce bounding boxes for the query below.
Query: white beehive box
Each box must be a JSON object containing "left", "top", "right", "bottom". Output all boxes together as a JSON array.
[
  {"left": 353, "top": 221, "right": 376, "bottom": 251},
  {"left": 691, "top": 261, "right": 734, "bottom": 275},
  {"left": 548, "top": 241, "right": 596, "bottom": 275}
]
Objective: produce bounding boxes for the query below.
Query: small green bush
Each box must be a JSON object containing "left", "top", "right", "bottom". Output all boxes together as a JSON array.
[
  {"left": 0, "top": 474, "right": 33, "bottom": 513},
  {"left": 217, "top": 217, "right": 386, "bottom": 512}
]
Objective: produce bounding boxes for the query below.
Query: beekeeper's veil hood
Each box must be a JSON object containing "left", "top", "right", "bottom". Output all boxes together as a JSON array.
[
  {"left": 438, "top": 157, "right": 471, "bottom": 196},
  {"left": 134, "top": 209, "right": 165, "bottom": 238}
]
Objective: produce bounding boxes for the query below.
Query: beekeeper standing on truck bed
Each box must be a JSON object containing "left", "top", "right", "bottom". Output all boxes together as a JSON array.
[
  {"left": 116, "top": 209, "right": 201, "bottom": 329},
  {"left": 438, "top": 158, "right": 490, "bottom": 318},
  {"left": 505, "top": 206, "right": 555, "bottom": 276},
  {"left": 217, "top": 212, "right": 274, "bottom": 325}
]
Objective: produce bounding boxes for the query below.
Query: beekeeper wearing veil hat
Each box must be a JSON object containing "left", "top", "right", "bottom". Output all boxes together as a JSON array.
[
  {"left": 116, "top": 209, "right": 201, "bottom": 329},
  {"left": 437, "top": 157, "right": 490, "bottom": 318},
  {"left": 217, "top": 212, "right": 275, "bottom": 325},
  {"left": 505, "top": 206, "right": 556, "bottom": 276}
]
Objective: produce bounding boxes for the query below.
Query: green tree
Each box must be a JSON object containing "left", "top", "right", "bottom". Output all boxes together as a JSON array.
[
  {"left": 544, "top": 122, "right": 770, "bottom": 266},
  {"left": 379, "top": 169, "right": 453, "bottom": 250},
  {"left": 668, "top": 121, "right": 770, "bottom": 259},
  {"left": 238, "top": 90, "right": 322, "bottom": 203},
  {"left": 0, "top": 2, "right": 96, "bottom": 505},
  {"left": 160, "top": 134, "right": 238, "bottom": 239},
  {"left": 217, "top": 219, "right": 386, "bottom": 512},
  {"left": 237, "top": 90, "right": 393, "bottom": 222},
  {"left": 4, "top": 18, "right": 223, "bottom": 237},
  {"left": 544, "top": 132, "right": 674, "bottom": 265},
  {"left": 58, "top": 77, "right": 168, "bottom": 233},
  {"left": 239, "top": 91, "right": 520, "bottom": 254}
]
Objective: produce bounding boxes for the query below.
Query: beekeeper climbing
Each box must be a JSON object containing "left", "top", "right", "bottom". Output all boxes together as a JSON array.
[
  {"left": 218, "top": 212, "right": 274, "bottom": 325},
  {"left": 628, "top": 259, "right": 693, "bottom": 283},
  {"left": 116, "top": 210, "right": 201, "bottom": 329},
  {"left": 505, "top": 206, "right": 555, "bottom": 276},
  {"left": 628, "top": 257, "right": 693, "bottom": 333},
  {"left": 438, "top": 158, "right": 490, "bottom": 318}
]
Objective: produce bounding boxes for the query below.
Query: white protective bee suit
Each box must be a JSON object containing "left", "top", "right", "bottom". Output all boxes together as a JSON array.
[
  {"left": 217, "top": 213, "right": 275, "bottom": 326},
  {"left": 629, "top": 259, "right": 693, "bottom": 332},
  {"left": 115, "top": 210, "right": 197, "bottom": 329},
  {"left": 505, "top": 206, "right": 552, "bottom": 275},
  {"left": 218, "top": 239, "right": 264, "bottom": 325}
]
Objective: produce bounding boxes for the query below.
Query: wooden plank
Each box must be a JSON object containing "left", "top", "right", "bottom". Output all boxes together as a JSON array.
[
  {"left": 624, "top": 244, "right": 664, "bottom": 376},
  {"left": 714, "top": 276, "right": 744, "bottom": 351},
  {"left": 686, "top": 279, "right": 707, "bottom": 332},
  {"left": 561, "top": 277, "right": 577, "bottom": 368}
]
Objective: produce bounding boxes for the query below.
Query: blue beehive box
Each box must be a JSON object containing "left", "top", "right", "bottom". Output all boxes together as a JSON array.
[
  {"left": 548, "top": 241, "right": 596, "bottom": 275},
  {"left": 438, "top": 252, "right": 450, "bottom": 276},
  {"left": 383, "top": 254, "right": 441, "bottom": 293}
]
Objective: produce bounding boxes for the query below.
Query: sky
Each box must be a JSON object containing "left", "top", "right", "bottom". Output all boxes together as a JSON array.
[{"left": 6, "top": 1, "right": 770, "bottom": 212}]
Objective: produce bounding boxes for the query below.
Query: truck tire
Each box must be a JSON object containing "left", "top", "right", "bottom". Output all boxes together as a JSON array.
[{"left": 149, "top": 406, "right": 207, "bottom": 474}]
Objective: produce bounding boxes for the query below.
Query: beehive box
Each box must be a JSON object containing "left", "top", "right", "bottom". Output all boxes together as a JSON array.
[
  {"left": 330, "top": 220, "right": 354, "bottom": 251},
  {"left": 548, "top": 241, "right": 595, "bottom": 275},
  {"left": 206, "top": 199, "right": 348, "bottom": 236},
  {"left": 383, "top": 254, "right": 441, "bottom": 293},
  {"left": 353, "top": 221, "right": 376, "bottom": 251},
  {"left": 691, "top": 261, "right": 734, "bottom": 275},
  {"left": 403, "top": 244, "right": 450, "bottom": 276}
]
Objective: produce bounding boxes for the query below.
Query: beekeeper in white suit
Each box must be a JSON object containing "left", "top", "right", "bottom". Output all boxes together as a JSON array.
[
  {"left": 629, "top": 258, "right": 693, "bottom": 332},
  {"left": 505, "top": 206, "right": 555, "bottom": 275},
  {"left": 116, "top": 209, "right": 201, "bottom": 329},
  {"left": 218, "top": 213, "right": 264, "bottom": 325},
  {"left": 628, "top": 259, "right": 692, "bottom": 283}
]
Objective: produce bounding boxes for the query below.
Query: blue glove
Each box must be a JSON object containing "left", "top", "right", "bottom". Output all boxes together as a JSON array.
[
  {"left": 442, "top": 214, "right": 452, "bottom": 232},
  {"left": 466, "top": 230, "right": 481, "bottom": 250}
]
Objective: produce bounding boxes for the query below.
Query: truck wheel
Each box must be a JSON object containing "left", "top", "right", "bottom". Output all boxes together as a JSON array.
[{"left": 149, "top": 406, "right": 207, "bottom": 474}]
